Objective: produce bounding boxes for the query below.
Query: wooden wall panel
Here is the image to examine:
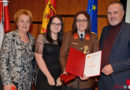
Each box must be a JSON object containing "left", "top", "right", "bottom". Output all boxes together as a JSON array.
[
  {"left": 56, "top": 0, "right": 88, "bottom": 15},
  {"left": 8, "top": 0, "right": 120, "bottom": 39},
  {"left": 97, "top": 18, "right": 108, "bottom": 39},
  {"left": 98, "top": 0, "right": 119, "bottom": 15},
  {"left": 30, "top": 24, "right": 42, "bottom": 38},
  {"left": 9, "top": 0, "right": 44, "bottom": 21},
  {"left": 62, "top": 17, "right": 73, "bottom": 33}
]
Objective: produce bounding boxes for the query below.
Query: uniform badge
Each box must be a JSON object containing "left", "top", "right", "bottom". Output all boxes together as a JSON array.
[
  {"left": 74, "top": 33, "right": 78, "bottom": 40},
  {"left": 72, "top": 42, "right": 78, "bottom": 45},
  {"left": 83, "top": 46, "right": 89, "bottom": 54},
  {"left": 85, "top": 34, "right": 89, "bottom": 40}
]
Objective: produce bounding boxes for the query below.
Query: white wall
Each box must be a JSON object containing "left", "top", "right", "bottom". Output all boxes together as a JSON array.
[{"left": 125, "top": 0, "right": 130, "bottom": 23}]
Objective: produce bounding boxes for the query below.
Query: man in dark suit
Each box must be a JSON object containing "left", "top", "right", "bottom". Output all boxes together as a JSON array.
[{"left": 98, "top": 1, "right": 130, "bottom": 90}]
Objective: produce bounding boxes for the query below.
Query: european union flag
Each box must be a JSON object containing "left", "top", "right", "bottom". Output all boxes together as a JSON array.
[{"left": 87, "top": 0, "right": 97, "bottom": 34}]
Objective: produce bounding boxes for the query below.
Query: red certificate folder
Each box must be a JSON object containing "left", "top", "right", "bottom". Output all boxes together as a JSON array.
[
  {"left": 12, "top": 86, "right": 17, "bottom": 90},
  {"left": 65, "top": 47, "right": 86, "bottom": 77},
  {"left": 65, "top": 47, "right": 101, "bottom": 78},
  {"left": 60, "top": 73, "right": 76, "bottom": 84}
]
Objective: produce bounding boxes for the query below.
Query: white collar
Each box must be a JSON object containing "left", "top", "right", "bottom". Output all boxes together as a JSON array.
[{"left": 78, "top": 31, "right": 85, "bottom": 38}]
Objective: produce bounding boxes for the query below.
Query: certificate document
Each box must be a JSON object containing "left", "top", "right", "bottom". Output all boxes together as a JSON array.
[
  {"left": 65, "top": 47, "right": 101, "bottom": 77},
  {"left": 84, "top": 51, "right": 101, "bottom": 77}
]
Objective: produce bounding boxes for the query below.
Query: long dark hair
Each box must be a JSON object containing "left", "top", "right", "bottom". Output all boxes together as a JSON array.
[
  {"left": 46, "top": 15, "right": 63, "bottom": 45},
  {"left": 72, "top": 11, "right": 91, "bottom": 34}
]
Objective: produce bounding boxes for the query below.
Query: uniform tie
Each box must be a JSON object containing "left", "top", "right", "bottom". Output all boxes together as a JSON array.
[{"left": 80, "top": 34, "right": 84, "bottom": 41}]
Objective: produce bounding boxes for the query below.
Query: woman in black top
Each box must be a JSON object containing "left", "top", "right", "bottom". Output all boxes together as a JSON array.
[{"left": 35, "top": 15, "right": 63, "bottom": 90}]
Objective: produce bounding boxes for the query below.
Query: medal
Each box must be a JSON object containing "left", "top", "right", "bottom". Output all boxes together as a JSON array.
[{"left": 83, "top": 46, "right": 89, "bottom": 54}]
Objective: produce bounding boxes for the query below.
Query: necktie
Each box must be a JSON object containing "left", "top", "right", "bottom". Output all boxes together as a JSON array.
[{"left": 80, "top": 34, "right": 83, "bottom": 41}]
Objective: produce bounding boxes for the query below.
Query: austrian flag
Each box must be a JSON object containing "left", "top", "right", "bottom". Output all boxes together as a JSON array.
[{"left": 0, "top": 0, "right": 10, "bottom": 49}]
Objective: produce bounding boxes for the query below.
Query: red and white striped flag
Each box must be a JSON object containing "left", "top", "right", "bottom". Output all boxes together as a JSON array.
[{"left": 0, "top": 0, "right": 10, "bottom": 49}]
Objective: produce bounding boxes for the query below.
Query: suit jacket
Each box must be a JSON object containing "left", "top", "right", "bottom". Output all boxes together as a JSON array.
[
  {"left": 60, "top": 31, "right": 99, "bottom": 89},
  {"left": 0, "top": 30, "right": 35, "bottom": 88},
  {"left": 99, "top": 22, "right": 130, "bottom": 86}
]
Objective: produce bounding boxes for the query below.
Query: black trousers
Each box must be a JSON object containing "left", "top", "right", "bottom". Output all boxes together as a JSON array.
[
  {"left": 0, "top": 77, "right": 3, "bottom": 90},
  {"left": 98, "top": 73, "right": 114, "bottom": 90},
  {"left": 62, "top": 85, "right": 95, "bottom": 90}
]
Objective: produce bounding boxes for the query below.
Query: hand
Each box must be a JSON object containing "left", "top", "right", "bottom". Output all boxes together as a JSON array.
[
  {"left": 47, "top": 76, "right": 55, "bottom": 86},
  {"left": 4, "top": 85, "right": 12, "bottom": 90},
  {"left": 56, "top": 71, "right": 67, "bottom": 86},
  {"left": 4, "top": 83, "right": 15, "bottom": 90},
  {"left": 102, "top": 64, "right": 113, "bottom": 75},
  {"left": 63, "top": 71, "right": 68, "bottom": 74},
  {"left": 56, "top": 77, "right": 62, "bottom": 86},
  {"left": 80, "top": 75, "right": 89, "bottom": 80}
]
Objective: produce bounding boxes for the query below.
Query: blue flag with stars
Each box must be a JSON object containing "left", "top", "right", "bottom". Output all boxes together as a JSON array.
[{"left": 87, "top": 0, "right": 97, "bottom": 34}]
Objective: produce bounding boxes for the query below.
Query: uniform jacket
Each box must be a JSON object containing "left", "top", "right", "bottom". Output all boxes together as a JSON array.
[{"left": 60, "top": 31, "right": 99, "bottom": 89}]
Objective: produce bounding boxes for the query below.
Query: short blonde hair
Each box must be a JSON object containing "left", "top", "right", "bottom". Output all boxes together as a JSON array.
[{"left": 14, "top": 9, "right": 33, "bottom": 23}]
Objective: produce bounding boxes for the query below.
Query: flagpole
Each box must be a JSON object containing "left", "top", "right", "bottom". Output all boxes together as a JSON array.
[{"left": 0, "top": 0, "right": 9, "bottom": 3}]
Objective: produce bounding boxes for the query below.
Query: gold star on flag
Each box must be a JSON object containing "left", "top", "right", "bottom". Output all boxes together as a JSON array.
[
  {"left": 92, "top": 5, "right": 96, "bottom": 11},
  {"left": 89, "top": 9, "right": 91, "bottom": 12}
]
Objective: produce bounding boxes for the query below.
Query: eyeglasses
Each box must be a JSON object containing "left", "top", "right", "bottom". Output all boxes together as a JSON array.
[
  {"left": 76, "top": 19, "right": 88, "bottom": 23},
  {"left": 51, "top": 22, "right": 61, "bottom": 27}
]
